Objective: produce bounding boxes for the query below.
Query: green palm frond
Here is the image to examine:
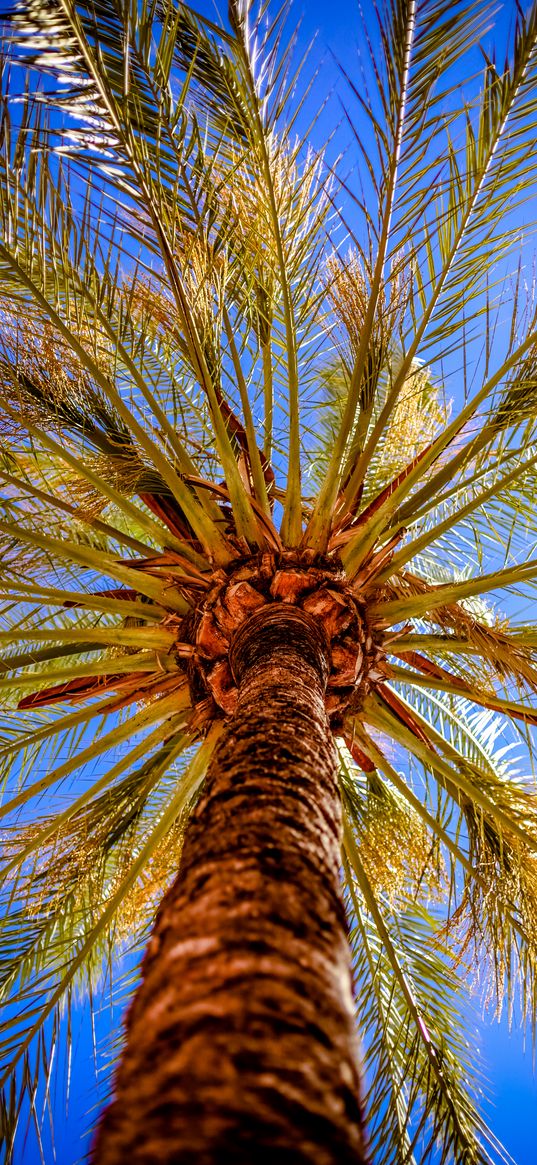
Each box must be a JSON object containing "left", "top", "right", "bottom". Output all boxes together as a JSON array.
[
  {"left": 0, "top": 725, "right": 221, "bottom": 1158},
  {"left": 343, "top": 840, "right": 503, "bottom": 1165}
]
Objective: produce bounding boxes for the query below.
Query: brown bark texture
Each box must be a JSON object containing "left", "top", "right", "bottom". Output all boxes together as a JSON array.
[{"left": 93, "top": 604, "right": 368, "bottom": 1165}]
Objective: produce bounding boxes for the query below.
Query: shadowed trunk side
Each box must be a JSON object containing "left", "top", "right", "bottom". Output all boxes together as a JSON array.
[{"left": 92, "top": 604, "right": 368, "bottom": 1165}]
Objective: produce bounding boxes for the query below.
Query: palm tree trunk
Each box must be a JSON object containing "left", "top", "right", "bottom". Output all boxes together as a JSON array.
[{"left": 93, "top": 604, "right": 368, "bottom": 1165}]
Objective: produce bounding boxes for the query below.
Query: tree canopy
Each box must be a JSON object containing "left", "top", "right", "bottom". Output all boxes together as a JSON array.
[{"left": 1, "top": 0, "right": 537, "bottom": 1161}]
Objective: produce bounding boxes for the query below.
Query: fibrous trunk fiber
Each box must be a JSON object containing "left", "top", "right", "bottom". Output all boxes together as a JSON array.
[{"left": 93, "top": 604, "right": 367, "bottom": 1164}]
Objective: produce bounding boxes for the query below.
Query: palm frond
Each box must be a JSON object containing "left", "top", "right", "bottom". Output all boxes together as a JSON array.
[{"left": 343, "top": 812, "right": 508, "bottom": 1165}]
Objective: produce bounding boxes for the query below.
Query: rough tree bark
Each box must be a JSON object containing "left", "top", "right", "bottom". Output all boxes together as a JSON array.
[{"left": 93, "top": 604, "right": 368, "bottom": 1164}]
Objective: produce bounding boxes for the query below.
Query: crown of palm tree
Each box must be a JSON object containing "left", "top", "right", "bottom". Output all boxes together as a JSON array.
[{"left": 1, "top": 0, "right": 537, "bottom": 1161}]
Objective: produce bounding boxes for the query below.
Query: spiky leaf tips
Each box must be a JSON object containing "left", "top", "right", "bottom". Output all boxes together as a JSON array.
[{"left": 1, "top": 0, "right": 537, "bottom": 1161}]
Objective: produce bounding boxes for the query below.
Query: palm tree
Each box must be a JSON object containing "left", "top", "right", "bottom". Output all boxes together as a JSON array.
[{"left": 1, "top": 0, "right": 537, "bottom": 1160}]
